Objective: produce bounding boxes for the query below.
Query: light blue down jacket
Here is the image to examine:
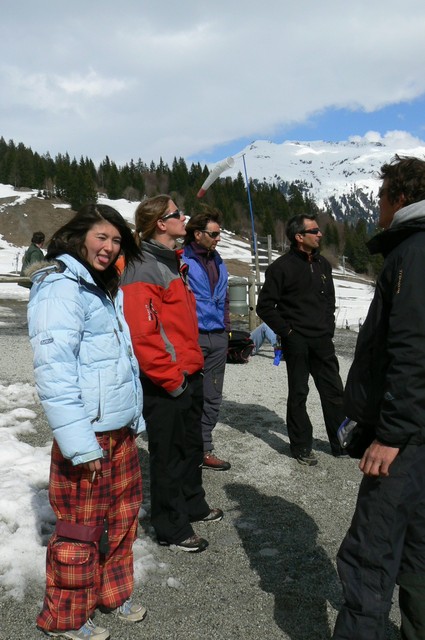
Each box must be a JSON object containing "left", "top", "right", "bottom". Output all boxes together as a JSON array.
[{"left": 28, "top": 254, "right": 145, "bottom": 466}]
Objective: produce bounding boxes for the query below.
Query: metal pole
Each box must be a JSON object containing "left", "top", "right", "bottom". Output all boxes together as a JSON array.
[
  {"left": 254, "top": 233, "right": 261, "bottom": 284},
  {"left": 242, "top": 154, "right": 257, "bottom": 256}
]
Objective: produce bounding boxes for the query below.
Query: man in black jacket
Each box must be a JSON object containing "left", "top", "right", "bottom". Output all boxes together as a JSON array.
[
  {"left": 256, "top": 213, "right": 345, "bottom": 466},
  {"left": 333, "top": 155, "right": 425, "bottom": 640}
]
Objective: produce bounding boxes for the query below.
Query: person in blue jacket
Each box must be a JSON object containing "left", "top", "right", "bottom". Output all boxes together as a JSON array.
[
  {"left": 29, "top": 204, "right": 146, "bottom": 640},
  {"left": 250, "top": 322, "right": 278, "bottom": 355},
  {"left": 183, "top": 205, "right": 231, "bottom": 471}
]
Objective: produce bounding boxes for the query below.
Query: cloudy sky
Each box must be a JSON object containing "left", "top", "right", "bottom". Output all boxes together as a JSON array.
[{"left": 1, "top": 0, "right": 425, "bottom": 167}]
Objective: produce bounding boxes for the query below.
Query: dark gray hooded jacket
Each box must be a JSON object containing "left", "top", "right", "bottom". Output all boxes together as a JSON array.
[{"left": 344, "top": 200, "right": 425, "bottom": 447}]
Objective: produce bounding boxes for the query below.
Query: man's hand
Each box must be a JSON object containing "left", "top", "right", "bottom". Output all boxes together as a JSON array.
[{"left": 359, "top": 440, "right": 400, "bottom": 477}]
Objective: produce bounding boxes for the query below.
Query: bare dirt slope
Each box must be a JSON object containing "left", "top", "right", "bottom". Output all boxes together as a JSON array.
[
  {"left": 0, "top": 195, "right": 251, "bottom": 276},
  {"left": 0, "top": 196, "right": 75, "bottom": 247}
]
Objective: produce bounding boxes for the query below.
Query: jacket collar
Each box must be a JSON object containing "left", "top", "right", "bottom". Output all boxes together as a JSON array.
[
  {"left": 184, "top": 241, "right": 221, "bottom": 263},
  {"left": 390, "top": 199, "right": 425, "bottom": 229},
  {"left": 291, "top": 247, "right": 320, "bottom": 262},
  {"left": 368, "top": 200, "right": 425, "bottom": 256}
]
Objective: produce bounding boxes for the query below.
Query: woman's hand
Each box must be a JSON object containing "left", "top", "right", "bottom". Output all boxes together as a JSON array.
[{"left": 82, "top": 459, "right": 103, "bottom": 482}]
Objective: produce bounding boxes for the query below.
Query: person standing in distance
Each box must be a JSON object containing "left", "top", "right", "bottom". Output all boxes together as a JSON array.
[
  {"left": 121, "top": 195, "right": 223, "bottom": 554},
  {"left": 333, "top": 156, "right": 425, "bottom": 640},
  {"left": 22, "top": 230, "right": 45, "bottom": 267},
  {"left": 183, "top": 205, "right": 231, "bottom": 471},
  {"left": 20, "top": 231, "right": 45, "bottom": 287},
  {"left": 256, "top": 213, "right": 346, "bottom": 465}
]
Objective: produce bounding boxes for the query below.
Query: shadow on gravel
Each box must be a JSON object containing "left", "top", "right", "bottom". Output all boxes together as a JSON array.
[
  {"left": 221, "top": 400, "right": 331, "bottom": 458},
  {"left": 226, "top": 482, "right": 339, "bottom": 639},
  {"left": 226, "top": 483, "right": 402, "bottom": 640}
]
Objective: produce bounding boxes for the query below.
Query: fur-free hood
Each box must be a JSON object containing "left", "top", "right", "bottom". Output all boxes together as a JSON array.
[
  {"left": 390, "top": 199, "right": 425, "bottom": 229},
  {"left": 368, "top": 199, "right": 425, "bottom": 257}
]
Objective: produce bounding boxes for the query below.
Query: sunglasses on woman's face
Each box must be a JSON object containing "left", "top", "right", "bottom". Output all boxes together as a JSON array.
[
  {"left": 160, "top": 209, "right": 182, "bottom": 221},
  {"left": 201, "top": 230, "right": 221, "bottom": 239}
]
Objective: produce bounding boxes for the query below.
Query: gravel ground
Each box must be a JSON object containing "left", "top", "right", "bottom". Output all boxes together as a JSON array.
[{"left": 0, "top": 300, "right": 402, "bottom": 640}]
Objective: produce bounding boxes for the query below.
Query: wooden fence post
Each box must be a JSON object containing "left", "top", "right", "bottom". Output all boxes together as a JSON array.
[{"left": 248, "top": 274, "right": 257, "bottom": 331}]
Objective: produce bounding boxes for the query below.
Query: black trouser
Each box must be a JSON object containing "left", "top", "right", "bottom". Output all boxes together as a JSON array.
[
  {"left": 283, "top": 332, "right": 344, "bottom": 455},
  {"left": 333, "top": 444, "right": 425, "bottom": 640},
  {"left": 142, "top": 373, "right": 210, "bottom": 544}
]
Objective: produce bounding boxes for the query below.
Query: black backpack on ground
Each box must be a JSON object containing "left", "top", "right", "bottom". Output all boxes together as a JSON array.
[{"left": 226, "top": 330, "right": 255, "bottom": 364}]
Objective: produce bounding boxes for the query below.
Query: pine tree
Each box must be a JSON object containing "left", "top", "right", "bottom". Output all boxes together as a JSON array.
[
  {"left": 106, "top": 162, "right": 121, "bottom": 200},
  {"left": 344, "top": 220, "right": 370, "bottom": 273}
]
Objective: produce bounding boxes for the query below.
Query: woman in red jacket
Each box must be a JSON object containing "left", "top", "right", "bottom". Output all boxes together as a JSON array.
[{"left": 121, "top": 195, "right": 223, "bottom": 553}]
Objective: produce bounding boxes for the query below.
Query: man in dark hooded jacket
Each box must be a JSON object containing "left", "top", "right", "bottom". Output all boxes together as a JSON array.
[{"left": 333, "top": 155, "right": 425, "bottom": 640}]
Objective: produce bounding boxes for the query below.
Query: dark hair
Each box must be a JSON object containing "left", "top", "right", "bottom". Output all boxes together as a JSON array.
[
  {"left": 286, "top": 213, "right": 317, "bottom": 247},
  {"left": 184, "top": 204, "right": 222, "bottom": 245},
  {"left": 380, "top": 155, "right": 425, "bottom": 207},
  {"left": 134, "top": 194, "right": 172, "bottom": 243},
  {"left": 47, "top": 203, "right": 141, "bottom": 296},
  {"left": 31, "top": 231, "right": 45, "bottom": 245}
]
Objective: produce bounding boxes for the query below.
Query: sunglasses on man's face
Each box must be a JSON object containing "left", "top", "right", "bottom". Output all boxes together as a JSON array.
[
  {"left": 201, "top": 230, "right": 221, "bottom": 239},
  {"left": 301, "top": 227, "right": 321, "bottom": 235},
  {"left": 160, "top": 209, "right": 183, "bottom": 221}
]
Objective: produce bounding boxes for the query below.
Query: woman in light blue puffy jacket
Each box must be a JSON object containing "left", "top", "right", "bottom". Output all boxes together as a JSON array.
[{"left": 29, "top": 205, "right": 147, "bottom": 640}]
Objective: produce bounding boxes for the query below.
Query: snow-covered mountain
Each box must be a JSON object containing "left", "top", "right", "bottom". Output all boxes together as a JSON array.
[{"left": 217, "top": 131, "right": 425, "bottom": 223}]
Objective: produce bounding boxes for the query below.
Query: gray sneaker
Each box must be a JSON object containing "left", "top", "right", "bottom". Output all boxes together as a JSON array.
[
  {"left": 39, "top": 618, "right": 110, "bottom": 639},
  {"left": 294, "top": 450, "right": 318, "bottom": 466},
  {"left": 109, "top": 598, "right": 147, "bottom": 623}
]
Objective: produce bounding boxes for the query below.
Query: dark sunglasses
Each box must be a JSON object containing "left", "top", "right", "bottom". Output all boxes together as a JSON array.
[
  {"left": 378, "top": 187, "right": 388, "bottom": 199},
  {"left": 160, "top": 209, "right": 182, "bottom": 221},
  {"left": 301, "top": 227, "right": 321, "bottom": 235},
  {"left": 201, "top": 230, "right": 221, "bottom": 239}
]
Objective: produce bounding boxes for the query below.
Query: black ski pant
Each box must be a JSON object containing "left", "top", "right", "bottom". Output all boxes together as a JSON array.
[
  {"left": 142, "top": 372, "right": 210, "bottom": 544},
  {"left": 283, "top": 332, "right": 344, "bottom": 456},
  {"left": 333, "top": 444, "right": 425, "bottom": 640}
]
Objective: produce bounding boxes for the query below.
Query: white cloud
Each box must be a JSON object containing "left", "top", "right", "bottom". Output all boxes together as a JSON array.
[
  {"left": 0, "top": 1, "right": 425, "bottom": 163},
  {"left": 57, "top": 70, "right": 129, "bottom": 98},
  {"left": 349, "top": 130, "right": 425, "bottom": 146},
  {"left": 0, "top": 65, "right": 130, "bottom": 116}
]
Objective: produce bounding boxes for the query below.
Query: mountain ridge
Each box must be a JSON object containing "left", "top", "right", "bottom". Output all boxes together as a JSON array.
[{"left": 216, "top": 132, "right": 425, "bottom": 222}]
